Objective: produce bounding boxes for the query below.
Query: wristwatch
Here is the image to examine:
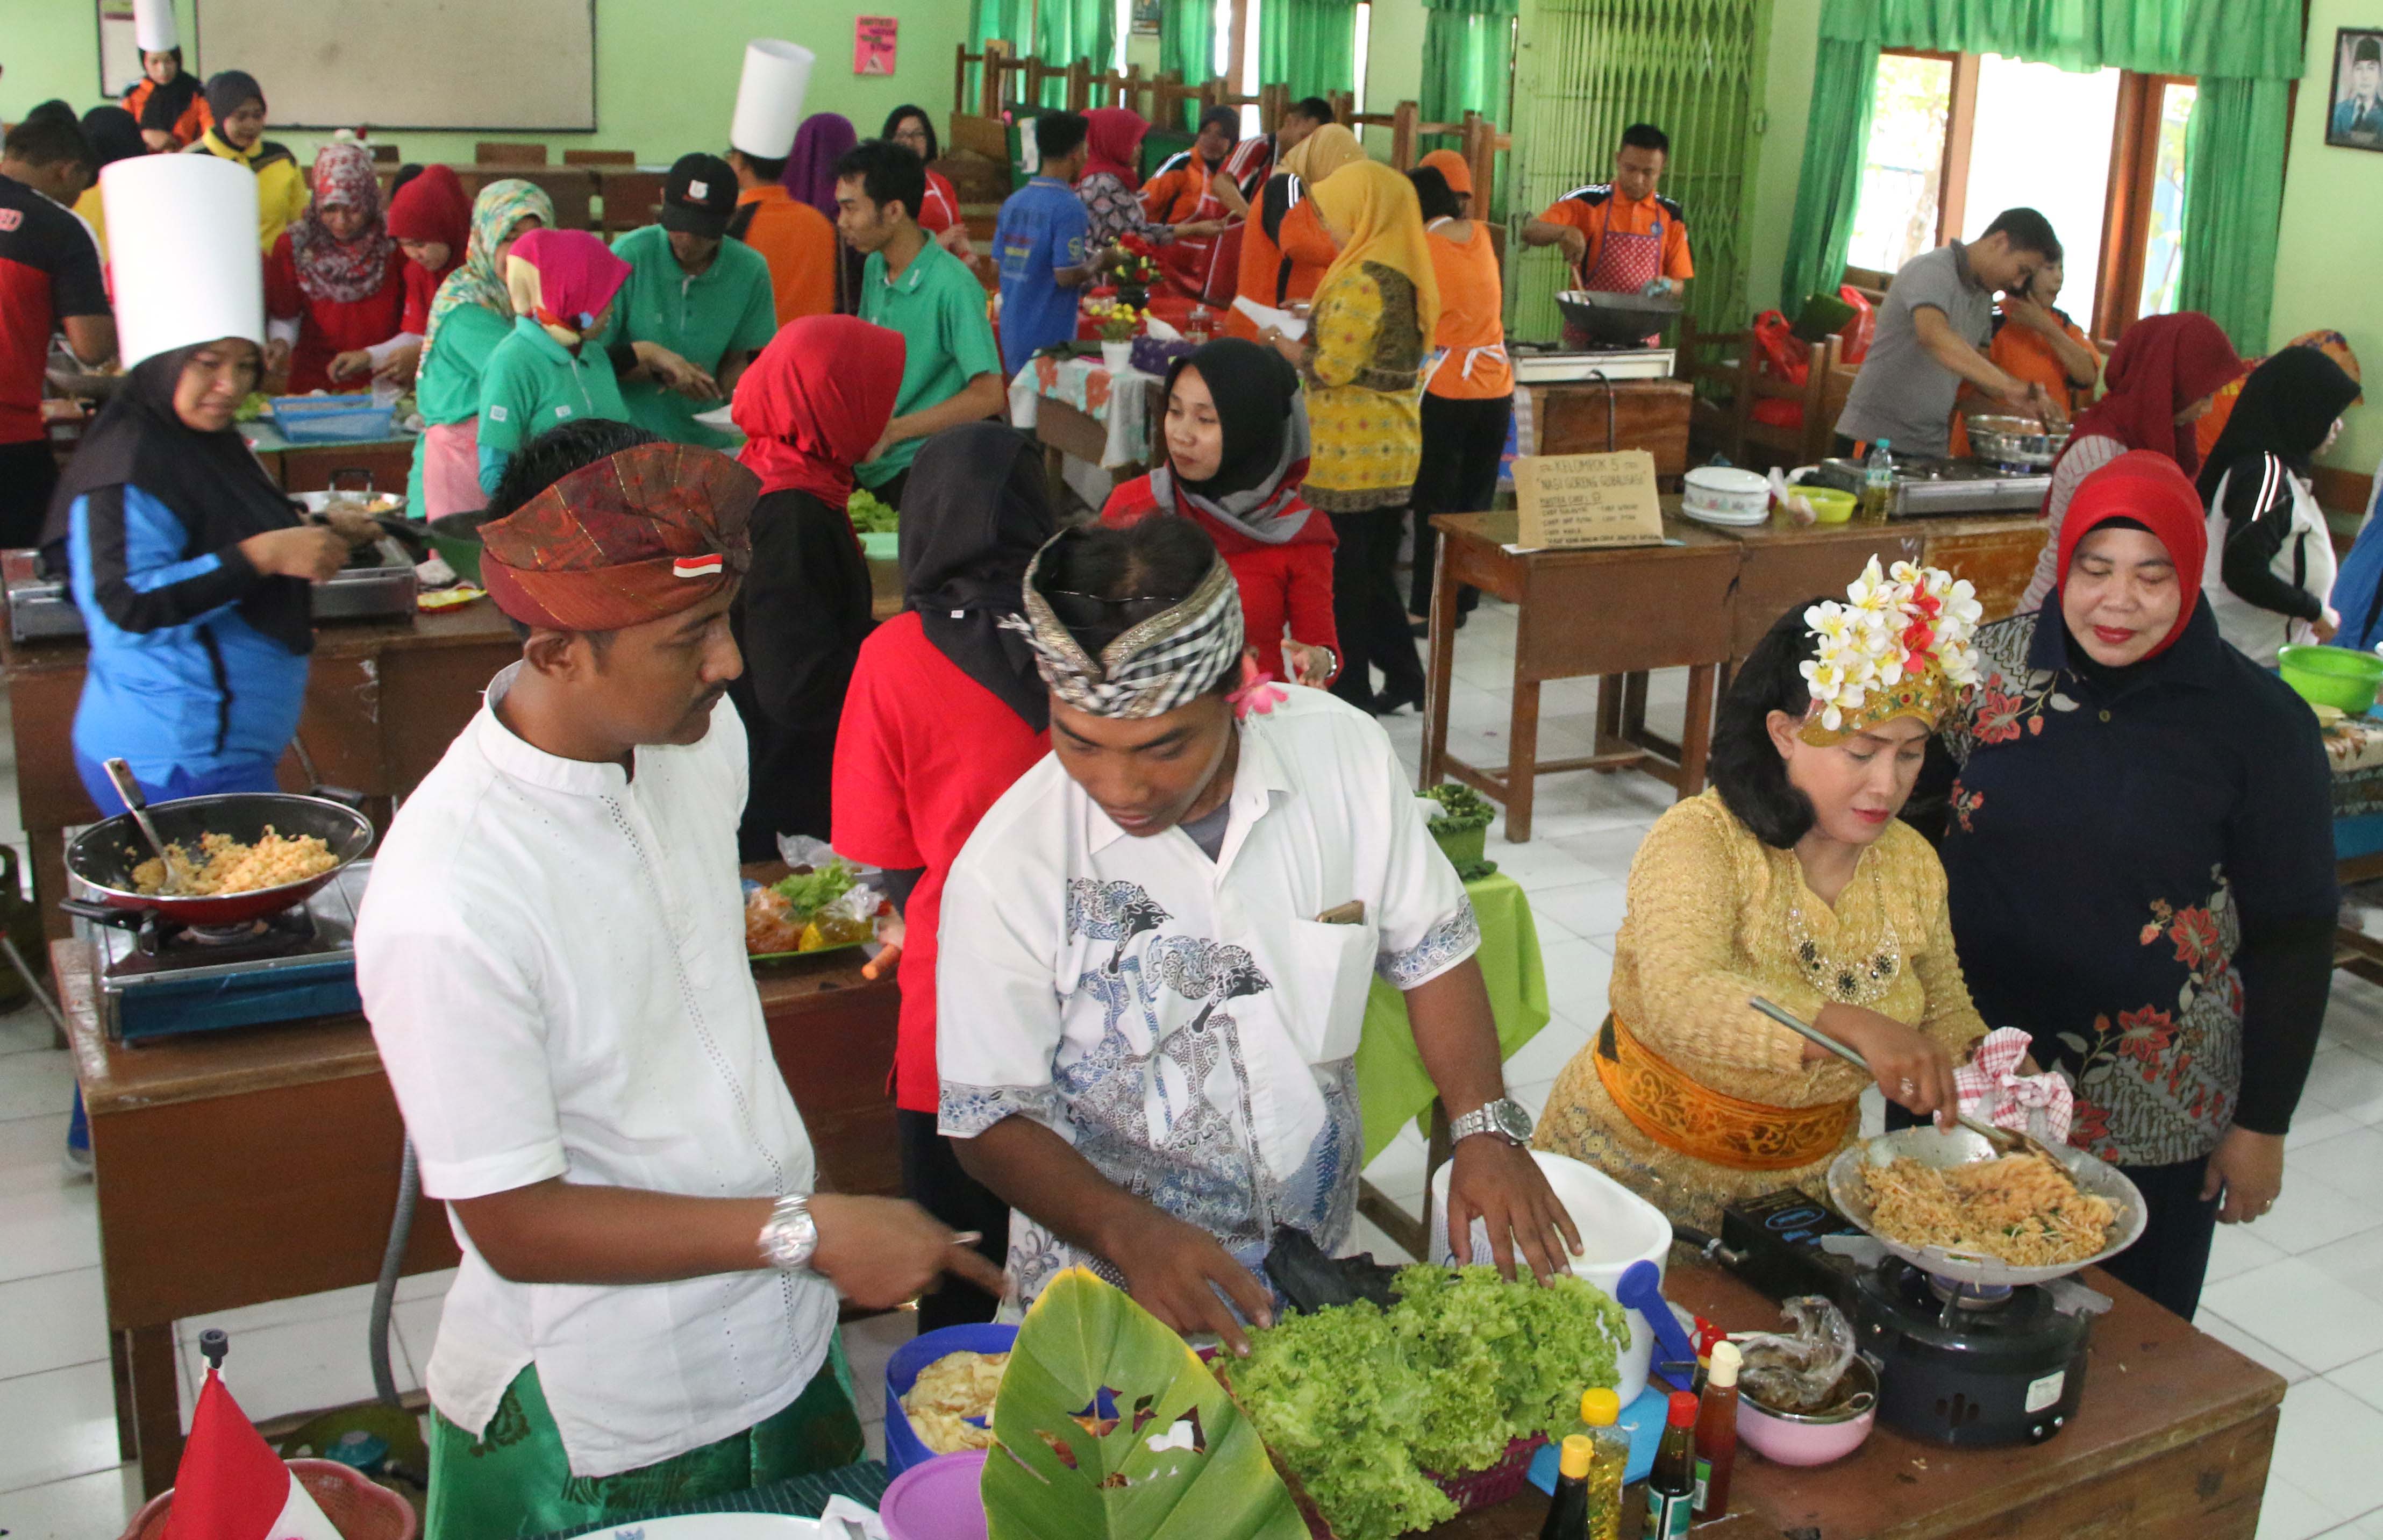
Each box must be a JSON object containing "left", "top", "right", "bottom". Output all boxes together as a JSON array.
[
  {"left": 756, "top": 1195, "right": 819, "bottom": 1273},
  {"left": 1448, "top": 1097, "right": 1533, "bottom": 1148}
]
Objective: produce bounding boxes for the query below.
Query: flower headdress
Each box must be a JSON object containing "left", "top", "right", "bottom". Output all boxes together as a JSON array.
[{"left": 1799, "top": 558, "right": 1983, "bottom": 745}]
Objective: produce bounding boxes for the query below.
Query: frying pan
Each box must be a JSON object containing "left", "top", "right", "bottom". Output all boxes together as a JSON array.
[
  {"left": 1825, "top": 1125, "right": 2148, "bottom": 1289},
  {"left": 1555, "top": 288, "right": 1682, "bottom": 348},
  {"left": 63, "top": 792, "right": 375, "bottom": 928}
]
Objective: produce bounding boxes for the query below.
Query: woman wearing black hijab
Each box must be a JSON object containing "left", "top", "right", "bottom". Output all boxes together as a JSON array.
[
  {"left": 43, "top": 340, "right": 360, "bottom": 816},
  {"left": 830, "top": 422, "right": 1054, "bottom": 1332},
  {"left": 2196, "top": 346, "right": 2363, "bottom": 666}
]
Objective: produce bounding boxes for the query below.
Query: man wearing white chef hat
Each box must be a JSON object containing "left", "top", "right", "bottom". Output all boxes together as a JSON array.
[{"left": 724, "top": 39, "right": 837, "bottom": 325}]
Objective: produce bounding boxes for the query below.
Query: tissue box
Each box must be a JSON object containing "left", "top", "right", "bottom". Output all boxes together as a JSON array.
[{"left": 1131, "top": 336, "right": 1195, "bottom": 379}]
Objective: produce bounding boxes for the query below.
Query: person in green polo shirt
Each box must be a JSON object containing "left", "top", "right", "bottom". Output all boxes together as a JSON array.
[
  {"left": 835, "top": 139, "right": 1005, "bottom": 509},
  {"left": 475, "top": 229, "right": 634, "bottom": 495},
  {"left": 611, "top": 153, "right": 779, "bottom": 451}
]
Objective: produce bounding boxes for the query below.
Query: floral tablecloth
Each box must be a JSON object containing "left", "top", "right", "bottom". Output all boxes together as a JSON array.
[{"left": 1007, "top": 354, "right": 1160, "bottom": 469}]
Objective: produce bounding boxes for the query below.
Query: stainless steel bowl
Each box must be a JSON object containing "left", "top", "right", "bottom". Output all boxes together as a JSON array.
[
  {"left": 1964, "top": 414, "right": 2070, "bottom": 468},
  {"left": 1740, "top": 1355, "right": 1878, "bottom": 1423}
]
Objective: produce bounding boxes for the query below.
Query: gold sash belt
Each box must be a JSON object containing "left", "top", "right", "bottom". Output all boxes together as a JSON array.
[{"left": 1593, "top": 1013, "right": 1857, "bottom": 1172}]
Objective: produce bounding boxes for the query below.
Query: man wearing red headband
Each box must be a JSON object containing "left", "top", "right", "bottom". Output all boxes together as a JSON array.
[{"left": 358, "top": 422, "right": 1004, "bottom": 1540}]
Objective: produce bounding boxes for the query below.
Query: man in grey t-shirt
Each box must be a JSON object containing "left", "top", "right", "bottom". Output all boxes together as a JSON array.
[{"left": 1836, "top": 207, "right": 2065, "bottom": 458}]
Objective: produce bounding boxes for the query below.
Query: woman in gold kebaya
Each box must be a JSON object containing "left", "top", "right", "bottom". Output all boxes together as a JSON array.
[{"left": 1533, "top": 561, "right": 1993, "bottom": 1229}]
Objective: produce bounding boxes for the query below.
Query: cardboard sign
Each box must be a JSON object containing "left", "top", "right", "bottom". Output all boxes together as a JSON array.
[
  {"left": 855, "top": 16, "right": 897, "bottom": 75},
  {"left": 1512, "top": 450, "right": 1665, "bottom": 548}
]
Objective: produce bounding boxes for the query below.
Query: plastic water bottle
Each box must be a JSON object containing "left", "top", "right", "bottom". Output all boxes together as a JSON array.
[
  {"left": 1860, "top": 438, "right": 1895, "bottom": 523},
  {"left": 1186, "top": 304, "right": 1212, "bottom": 345}
]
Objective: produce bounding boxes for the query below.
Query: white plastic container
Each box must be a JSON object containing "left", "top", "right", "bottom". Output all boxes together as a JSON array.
[
  {"left": 1681, "top": 465, "right": 1772, "bottom": 525},
  {"left": 1429, "top": 1149, "right": 1673, "bottom": 1402}
]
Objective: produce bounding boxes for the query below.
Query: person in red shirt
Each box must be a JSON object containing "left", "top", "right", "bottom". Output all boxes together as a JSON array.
[
  {"left": 0, "top": 114, "right": 112, "bottom": 547},
  {"left": 263, "top": 140, "right": 407, "bottom": 394},
  {"left": 831, "top": 421, "right": 1056, "bottom": 1331},
  {"left": 1522, "top": 122, "right": 1692, "bottom": 345},
  {"left": 374, "top": 163, "right": 469, "bottom": 389},
  {"left": 882, "top": 105, "right": 977, "bottom": 266},
  {"left": 1100, "top": 339, "right": 1338, "bottom": 687}
]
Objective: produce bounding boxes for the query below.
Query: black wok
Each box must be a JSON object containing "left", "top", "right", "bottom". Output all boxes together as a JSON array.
[
  {"left": 65, "top": 793, "right": 375, "bottom": 928},
  {"left": 1556, "top": 288, "right": 1683, "bottom": 347}
]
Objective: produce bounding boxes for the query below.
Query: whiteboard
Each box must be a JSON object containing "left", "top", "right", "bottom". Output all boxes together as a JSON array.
[{"left": 197, "top": 0, "right": 596, "bottom": 131}]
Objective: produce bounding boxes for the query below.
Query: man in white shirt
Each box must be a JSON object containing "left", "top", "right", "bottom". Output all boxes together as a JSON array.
[
  {"left": 359, "top": 420, "right": 1004, "bottom": 1540},
  {"left": 937, "top": 517, "right": 1578, "bottom": 1353}
]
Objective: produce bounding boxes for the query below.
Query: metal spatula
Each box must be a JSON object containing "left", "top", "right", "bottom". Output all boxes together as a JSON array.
[{"left": 102, "top": 758, "right": 187, "bottom": 895}]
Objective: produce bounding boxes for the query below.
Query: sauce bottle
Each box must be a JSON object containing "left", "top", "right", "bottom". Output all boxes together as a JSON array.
[
  {"left": 1645, "top": 1389, "right": 1699, "bottom": 1538},
  {"left": 1694, "top": 1341, "right": 1742, "bottom": 1521},
  {"left": 1571, "top": 1388, "right": 1630, "bottom": 1540},
  {"left": 1538, "top": 1434, "right": 1593, "bottom": 1539}
]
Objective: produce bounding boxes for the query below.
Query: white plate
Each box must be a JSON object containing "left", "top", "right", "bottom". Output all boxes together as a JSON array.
[
  {"left": 694, "top": 405, "right": 738, "bottom": 430},
  {"left": 595, "top": 1517, "right": 823, "bottom": 1539}
]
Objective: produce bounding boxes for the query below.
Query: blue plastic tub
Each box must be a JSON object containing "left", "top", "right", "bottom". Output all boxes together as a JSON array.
[
  {"left": 883, "top": 1322, "right": 1017, "bottom": 1476},
  {"left": 269, "top": 394, "right": 398, "bottom": 444}
]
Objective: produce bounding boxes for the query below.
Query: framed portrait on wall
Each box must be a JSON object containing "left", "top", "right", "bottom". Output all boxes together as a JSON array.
[
  {"left": 1131, "top": 0, "right": 1162, "bottom": 37},
  {"left": 2329, "top": 28, "right": 2383, "bottom": 149}
]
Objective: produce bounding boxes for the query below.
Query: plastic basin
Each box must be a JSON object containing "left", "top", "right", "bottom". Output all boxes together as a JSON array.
[
  {"left": 1430, "top": 1149, "right": 1672, "bottom": 1402},
  {"left": 884, "top": 1323, "right": 1017, "bottom": 1475},
  {"left": 427, "top": 511, "right": 493, "bottom": 585},
  {"left": 880, "top": 1450, "right": 989, "bottom": 1540},
  {"left": 2280, "top": 644, "right": 2383, "bottom": 714},
  {"left": 1797, "top": 487, "right": 1856, "bottom": 524}
]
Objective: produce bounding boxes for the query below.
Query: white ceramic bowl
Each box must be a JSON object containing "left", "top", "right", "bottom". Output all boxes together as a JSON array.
[
  {"left": 1682, "top": 465, "right": 1771, "bottom": 522},
  {"left": 1429, "top": 1149, "right": 1673, "bottom": 1401}
]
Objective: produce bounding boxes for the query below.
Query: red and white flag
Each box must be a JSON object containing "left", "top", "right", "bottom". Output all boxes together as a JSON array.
[{"left": 161, "top": 1368, "right": 343, "bottom": 1540}]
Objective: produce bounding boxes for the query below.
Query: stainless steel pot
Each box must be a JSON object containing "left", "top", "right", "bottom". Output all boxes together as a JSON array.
[{"left": 1964, "top": 414, "right": 2071, "bottom": 468}]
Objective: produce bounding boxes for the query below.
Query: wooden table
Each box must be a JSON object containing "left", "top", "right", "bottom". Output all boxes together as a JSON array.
[
  {"left": 64, "top": 930, "right": 901, "bottom": 1499},
  {"left": 1440, "top": 1259, "right": 2280, "bottom": 1537},
  {"left": 1422, "top": 511, "right": 1739, "bottom": 842},
  {"left": 1524, "top": 378, "right": 1695, "bottom": 481},
  {"left": 3, "top": 603, "right": 523, "bottom": 939},
  {"left": 1706, "top": 513, "right": 2049, "bottom": 661},
  {"left": 240, "top": 424, "right": 418, "bottom": 497}
]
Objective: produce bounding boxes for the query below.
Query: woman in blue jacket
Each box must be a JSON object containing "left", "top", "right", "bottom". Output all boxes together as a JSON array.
[{"left": 42, "top": 336, "right": 357, "bottom": 815}]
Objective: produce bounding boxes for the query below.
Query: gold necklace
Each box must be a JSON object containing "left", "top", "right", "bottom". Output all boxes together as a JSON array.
[{"left": 1783, "top": 862, "right": 1902, "bottom": 1007}]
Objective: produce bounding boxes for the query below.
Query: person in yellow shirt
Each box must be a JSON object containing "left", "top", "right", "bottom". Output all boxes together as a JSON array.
[
  {"left": 72, "top": 106, "right": 148, "bottom": 262},
  {"left": 1522, "top": 123, "right": 1691, "bottom": 345},
  {"left": 186, "top": 71, "right": 307, "bottom": 251}
]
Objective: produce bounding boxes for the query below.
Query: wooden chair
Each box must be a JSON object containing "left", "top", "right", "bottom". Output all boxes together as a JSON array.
[
  {"left": 475, "top": 141, "right": 547, "bottom": 166},
  {"left": 1679, "top": 319, "right": 1850, "bottom": 471},
  {"left": 562, "top": 148, "right": 636, "bottom": 167},
  {"left": 366, "top": 142, "right": 398, "bottom": 165},
  {"left": 596, "top": 169, "right": 665, "bottom": 235}
]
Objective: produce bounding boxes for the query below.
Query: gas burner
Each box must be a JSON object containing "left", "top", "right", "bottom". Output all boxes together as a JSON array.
[
  {"left": 124, "top": 898, "right": 319, "bottom": 965},
  {"left": 1854, "top": 1257, "right": 2091, "bottom": 1445},
  {"left": 1919, "top": 1268, "right": 2016, "bottom": 1313}
]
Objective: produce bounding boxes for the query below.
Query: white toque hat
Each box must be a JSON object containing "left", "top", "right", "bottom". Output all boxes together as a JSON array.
[
  {"left": 730, "top": 40, "right": 814, "bottom": 160},
  {"left": 133, "top": 0, "right": 179, "bottom": 54},
  {"left": 103, "top": 154, "right": 264, "bottom": 367}
]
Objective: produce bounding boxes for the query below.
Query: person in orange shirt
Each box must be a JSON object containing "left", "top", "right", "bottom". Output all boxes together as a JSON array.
[
  {"left": 1224, "top": 122, "right": 1362, "bottom": 340},
  {"left": 1409, "top": 161, "right": 1510, "bottom": 630},
  {"left": 730, "top": 142, "right": 837, "bottom": 324},
  {"left": 1947, "top": 258, "right": 2101, "bottom": 459},
  {"left": 123, "top": 46, "right": 210, "bottom": 151},
  {"left": 1522, "top": 123, "right": 1691, "bottom": 344},
  {"left": 1143, "top": 107, "right": 1239, "bottom": 296}
]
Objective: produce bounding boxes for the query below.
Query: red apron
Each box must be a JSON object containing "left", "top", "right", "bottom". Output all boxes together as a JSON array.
[{"left": 1567, "top": 219, "right": 1666, "bottom": 349}]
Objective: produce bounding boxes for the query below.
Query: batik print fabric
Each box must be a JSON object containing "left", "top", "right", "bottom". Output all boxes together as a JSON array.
[{"left": 936, "top": 687, "right": 1477, "bottom": 1303}]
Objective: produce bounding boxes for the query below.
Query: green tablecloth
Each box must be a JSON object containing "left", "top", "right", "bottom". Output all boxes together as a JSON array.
[
  {"left": 1354, "top": 872, "right": 1551, "bottom": 1162},
  {"left": 535, "top": 1460, "right": 890, "bottom": 1539}
]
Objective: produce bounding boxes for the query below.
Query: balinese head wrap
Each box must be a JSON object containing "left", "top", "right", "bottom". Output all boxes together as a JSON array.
[
  {"left": 1799, "top": 558, "right": 1983, "bottom": 744},
  {"left": 479, "top": 442, "right": 756, "bottom": 633},
  {"left": 1004, "top": 530, "right": 1245, "bottom": 719}
]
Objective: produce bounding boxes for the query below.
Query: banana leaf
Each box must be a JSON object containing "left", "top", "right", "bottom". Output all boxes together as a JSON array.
[{"left": 983, "top": 1268, "right": 1309, "bottom": 1540}]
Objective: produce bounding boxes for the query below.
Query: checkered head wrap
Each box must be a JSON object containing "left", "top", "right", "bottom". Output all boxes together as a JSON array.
[{"left": 1002, "top": 532, "right": 1245, "bottom": 719}]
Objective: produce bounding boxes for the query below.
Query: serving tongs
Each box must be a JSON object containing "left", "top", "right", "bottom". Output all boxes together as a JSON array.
[
  {"left": 1747, "top": 995, "right": 2070, "bottom": 1167},
  {"left": 101, "top": 757, "right": 189, "bottom": 895}
]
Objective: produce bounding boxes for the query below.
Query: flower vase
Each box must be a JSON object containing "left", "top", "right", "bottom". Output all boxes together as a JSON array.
[
  {"left": 1100, "top": 339, "right": 1135, "bottom": 374},
  {"left": 1116, "top": 282, "right": 1149, "bottom": 312}
]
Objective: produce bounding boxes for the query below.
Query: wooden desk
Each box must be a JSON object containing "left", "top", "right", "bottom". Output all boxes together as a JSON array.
[
  {"left": 1440, "top": 1259, "right": 2280, "bottom": 1537},
  {"left": 1706, "top": 514, "right": 2049, "bottom": 661},
  {"left": 239, "top": 425, "right": 418, "bottom": 498},
  {"left": 65, "top": 930, "right": 901, "bottom": 1499},
  {"left": 1423, "top": 512, "right": 1739, "bottom": 841},
  {"left": 1523, "top": 378, "right": 1695, "bottom": 481},
  {"left": 3, "top": 604, "right": 522, "bottom": 938}
]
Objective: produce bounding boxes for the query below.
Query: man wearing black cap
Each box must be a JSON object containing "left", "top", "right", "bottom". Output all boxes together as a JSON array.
[
  {"left": 608, "top": 152, "right": 779, "bottom": 449},
  {"left": 2338, "top": 35, "right": 2383, "bottom": 145}
]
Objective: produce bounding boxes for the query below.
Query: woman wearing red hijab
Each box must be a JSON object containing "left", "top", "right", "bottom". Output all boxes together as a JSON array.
[
  {"left": 1075, "top": 107, "right": 1222, "bottom": 253},
  {"left": 2018, "top": 312, "right": 2243, "bottom": 612},
  {"left": 727, "top": 315, "right": 905, "bottom": 857},
  {"left": 374, "top": 164, "right": 472, "bottom": 387},
  {"left": 1932, "top": 452, "right": 2336, "bottom": 1320}
]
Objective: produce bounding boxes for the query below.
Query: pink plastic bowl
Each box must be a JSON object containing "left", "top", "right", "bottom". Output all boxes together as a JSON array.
[{"left": 1736, "top": 1358, "right": 1879, "bottom": 1467}]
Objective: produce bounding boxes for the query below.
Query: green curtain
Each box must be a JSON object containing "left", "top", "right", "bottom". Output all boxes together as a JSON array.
[
  {"left": 1261, "top": 0, "right": 1361, "bottom": 105},
  {"left": 1161, "top": 0, "right": 1216, "bottom": 127},
  {"left": 1776, "top": 37, "right": 1880, "bottom": 323},
  {"left": 1419, "top": 5, "right": 1514, "bottom": 127},
  {"left": 2176, "top": 79, "right": 2290, "bottom": 353},
  {"left": 1034, "top": 0, "right": 1116, "bottom": 107},
  {"left": 969, "top": 0, "right": 1030, "bottom": 106},
  {"left": 1815, "top": 0, "right": 2301, "bottom": 81}
]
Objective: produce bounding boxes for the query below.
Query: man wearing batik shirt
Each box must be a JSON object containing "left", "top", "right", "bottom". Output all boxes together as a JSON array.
[
  {"left": 358, "top": 421, "right": 1003, "bottom": 1540},
  {"left": 936, "top": 516, "right": 1576, "bottom": 1353}
]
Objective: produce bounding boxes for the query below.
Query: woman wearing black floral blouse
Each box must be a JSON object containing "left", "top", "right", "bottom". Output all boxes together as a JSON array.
[{"left": 1931, "top": 450, "right": 2337, "bottom": 1320}]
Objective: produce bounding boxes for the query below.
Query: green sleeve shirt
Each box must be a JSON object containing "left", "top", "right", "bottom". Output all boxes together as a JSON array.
[
  {"left": 476, "top": 316, "right": 632, "bottom": 456},
  {"left": 415, "top": 304, "right": 515, "bottom": 427},
  {"left": 611, "top": 224, "right": 781, "bottom": 449},
  {"left": 854, "top": 239, "right": 1002, "bottom": 487}
]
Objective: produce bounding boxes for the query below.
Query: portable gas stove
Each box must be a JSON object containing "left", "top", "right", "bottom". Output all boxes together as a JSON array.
[
  {"left": 1808, "top": 454, "right": 2051, "bottom": 518},
  {"left": 3, "top": 535, "right": 419, "bottom": 644},
  {"left": 1508, "top": 340, "right": 1677, "bottom": 384},
  {"left": 1849, "top": 1255, "right": 2094, "bottom": 1446},
  {"left": 77, "top": 860, "right": 371, "bottom": 1043}
]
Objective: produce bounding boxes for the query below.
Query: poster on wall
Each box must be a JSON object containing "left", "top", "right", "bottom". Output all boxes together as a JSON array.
[
  {"left": 96, "top": 0, "right": 142, "bottom": 99},
  {"left": 855, "top": 16, "right": 897, "bottom": 75},
  {"left": 1131, "top": 0, "right": 1162, "bottom": 37},
  {"left": 2329, "top": 28, "right": 2383, "bottom": 149}
]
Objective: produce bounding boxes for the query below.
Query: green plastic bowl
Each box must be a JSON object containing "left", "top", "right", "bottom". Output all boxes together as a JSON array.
[
  {"left": 427, "top": 511, "right": 493, "bottom": 586},
  {"left": 1797, "top": 487, "right": 1857, "bottom": 524},
  {"left": 2279, "top": 644, "right": 2383, "bottom": 714},
  {"left": 859, "top": 529, "right": 900, "bottom": 562}
]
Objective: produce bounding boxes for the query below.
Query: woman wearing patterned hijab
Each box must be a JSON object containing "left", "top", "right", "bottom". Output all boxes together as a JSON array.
[
  {"left": 406, "top": 178, "right": 554, "bottom": 520},
  {"left": 263, "top": 139, "right": 408, "bottom": 393}
]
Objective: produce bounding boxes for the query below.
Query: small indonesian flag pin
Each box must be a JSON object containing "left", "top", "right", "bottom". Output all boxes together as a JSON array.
[{"left": 673, "top": 553, "right": 726, "bottom": 579}]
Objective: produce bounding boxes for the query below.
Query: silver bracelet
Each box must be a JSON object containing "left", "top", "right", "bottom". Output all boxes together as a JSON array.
[{"left": 755, "top": 1194, "right": 819, "bottom": 1273}]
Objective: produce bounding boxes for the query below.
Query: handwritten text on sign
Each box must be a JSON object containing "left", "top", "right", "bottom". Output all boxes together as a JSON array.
[{"left": 1512, "top": 450, "right": 1665, "bottom": 548}]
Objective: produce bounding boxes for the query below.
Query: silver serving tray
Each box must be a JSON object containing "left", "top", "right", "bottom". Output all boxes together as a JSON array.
[{"left": 1825, "top": 1125, "right": 2146, "bottom": 1288}]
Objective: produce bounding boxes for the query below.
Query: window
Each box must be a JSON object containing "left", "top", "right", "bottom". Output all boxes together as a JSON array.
[
  {"left": 1964, "top": 56, "right": 2120, "bottom": 321},
  {"left": 1846, "top": 52, "right": 1955, "bottom": 276},
  {"left": 1353, "top": 3, "right": 1372, "bottom": 115},
  {"left": 2137, "top": 83, "right": 2195, "bottom": 317}
]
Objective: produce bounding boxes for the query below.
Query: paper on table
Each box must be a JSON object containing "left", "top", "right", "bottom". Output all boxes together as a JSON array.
[{"left": 1232, "top": 295, "right": 1307, "bottom": 340}]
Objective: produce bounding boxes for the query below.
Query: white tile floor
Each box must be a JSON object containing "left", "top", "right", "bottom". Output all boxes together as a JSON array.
[{"left": 4, "top": 599, "right": 2383, "bottom": 1536}]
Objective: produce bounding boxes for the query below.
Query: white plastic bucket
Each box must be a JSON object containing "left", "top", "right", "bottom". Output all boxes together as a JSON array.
[{"left": 1428, "top": 1149, "right": 1673, "bottom": 1402}]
